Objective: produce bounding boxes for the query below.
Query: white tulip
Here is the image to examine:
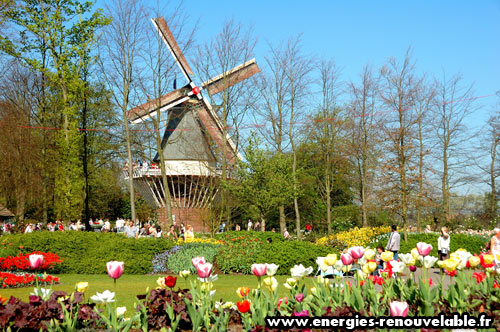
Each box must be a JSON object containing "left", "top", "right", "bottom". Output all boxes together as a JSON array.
[
  {"left": 91, "top": 290, "right": 116, "bottom": 304},
  {"left": 290, "top": 264, "right": 313, "bottom": 278},
  {"left": 116, "top": 307, "right": 127, "bottom": 316},
  {"left": 266, "top": 263, "right": 280, "bottom": 276},
  {"left": 422, "top": 256, "right": 438, "bottom": 269}
]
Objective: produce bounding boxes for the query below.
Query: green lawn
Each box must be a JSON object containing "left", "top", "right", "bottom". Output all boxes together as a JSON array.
[{"left": 0, "top": 274, "right": 314, "bottom": 312}]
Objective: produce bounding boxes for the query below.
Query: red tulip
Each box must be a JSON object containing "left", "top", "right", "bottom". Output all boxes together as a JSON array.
[
  {"left": 106, "top": 261, "right": 124, "bottom": 279},
  {"left": 165, "top": 275, "right": 177, "bottom": 288},
  {"left": 409, "top": 265, "right": 417, "bottom": 272},
  {"left": 473, "top": 272, "right": 486, "bottom": 284},
  {"left": 278, "top": 296, "right": 288, "bottom": 309},
  {"left": 237, "top": 299, "right": 251, "bottom": 313},
  {"left": 196, "top": 262, "right": 213, "bottom": 279},
  {"left": 28, "top": 254, "right": 44, "bottom": 270}
]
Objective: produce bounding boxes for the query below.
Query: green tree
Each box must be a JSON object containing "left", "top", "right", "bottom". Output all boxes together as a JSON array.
[
  {"left": 0, "top": 0, "right": 109, "bottom": 221},
  {"left": 227, "top": 136, "right": 296, "bottom": 231}
]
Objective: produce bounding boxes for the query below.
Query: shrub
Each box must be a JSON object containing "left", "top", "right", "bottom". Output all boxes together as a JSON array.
[
  {"left": 331, "top": 205, "right": 360, "bottom": 231},
  {"left": 214, "top": 231, "right": 284, "bottom": 243},
  {"left": 369, "top": 232, "right": 486, "bottom": 255},
  {"left": 167, "top": 243, "right": 219, "bottom": 274},
  {"left": 152, "top": 246, "right": 183, "bottom": 274},
  {"left": 254, "top": 241, "right": 331, "bottom": 275},
  {"left": 0, "top": 232, "right": 176, "bottom": 274}
]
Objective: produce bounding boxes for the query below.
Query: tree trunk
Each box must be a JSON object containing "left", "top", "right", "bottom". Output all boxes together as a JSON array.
[{"left": 279, "top": 205, "right": 286, "bottom": 234}]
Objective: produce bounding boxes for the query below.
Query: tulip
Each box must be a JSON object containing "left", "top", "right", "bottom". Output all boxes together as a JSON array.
[
  {"left": 391, "top": 261, "right": 406, "bottom": 273},
  {"left": 251, "top": 264, "right": 267, "bottom": 277},
  {"left": 75, "top": 282, "right": 89, "bottom": 293},
  {"left": 29, "top": 254, "right": 44, "bottom": 270},
  {"left": 422, "top": 256, "right": 438, "bottom": 269},
  {"left": 443, "top": 258, "right": 460, "bottom": 272},
  {"left": 324, "top": 254, "right": 337, "bottom": 266},
  {"left": 295, "top": 293, "right": 305, "bottom": 303},
  {"left": 156, "top": 276, "right": 166, "bottom": 288},
  {"left": 192, "top": 256, "right": 206, "bottom": 268},
  {"left": 349, "top": 246, "right": 365, "bottom": 259},
  {"left": 293, "top": 310, "right": 309, "bottom": 317},
  {"left": 381, "top": 251, "right": 394, "bottom": 262},
  {"left": 473, "top": 272, "right": 486, "bottom": 284},
  {"left": 316, "top": 257, "right": 329, "bottom": 272},
  {"left": 263, "top": 276, "right": 278, "bottom": 292},
  {"left": 179, "top": 270, "right": 191, "bottom": 279},
  {"left": 236, "top": 286, "right": 250, "bottom": 298},
  {"left": 196, "top": 262, "right": 213, "bottom": 279},
  {"left": 367, "top": 261, "right": 377, "bottom": 273},
  {"left": 468, "top": 256, "right": 480, "bottom": 268},
  {"left": 283, "top": 277, "right": 298, "bottom": 289},
  {"left": 364, "top": 249, "right": 376, "bottom": 260},
  {"left": 389, "top": 301, "right": 409, "bottom": 317},
  {"left": 342, "top": 264, "right": 352, "bottom": 273},
  {"left": 399, "top": 253, "right": 413, "bottom": 266},
  {"left": 341, "top": 253, "right": 354, "bottom": 265},
  {"left": 266, "top": 263, "right": 279, "bottom": 276},
  {"left": 416, "top": 242, "right": 432, "bottom": 256},
  {"left": 30, "top": 288, "right": 52, "bottom": 301},
  {"left": 116, "top": 306, "right": 127, "bottom": 316},
  {"left": 290, "top": 264, "right": 313, "bottom": 278},
  {"left": 483, "top": 254, "right": 494, "bottom": 265},
  {"left": 362, "top": 264, "right": 372, "bottom": 275},
  {"left": 310, "top": 287, "right": 317, "bottom": 295},
  {"left": 409, "top": 265, "right": 417, "bottom": 272},
  {"left": 91, "top": 290, "right": 115, "bottom": 304},
  {"left": 165, "top": 275, "right": 177, "bottom": 288},
  {"left": 106, "top": 261, "right": 124, "bottom": 280},
  {"left": 222, "top": 301, "right": 234, "bottom": 310},
  {"left": 278, "top": 297, "right": 288, "bottom": 309},
  {"left": 237, "top": 299, "right": 251, "bottom": 313},
  {"left": 411, "top": 248, "right": 422, "bottom": 260}
]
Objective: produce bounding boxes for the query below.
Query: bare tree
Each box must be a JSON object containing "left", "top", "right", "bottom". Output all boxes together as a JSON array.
[
  {"left": 432, "top": 73, "right": 476, "bottom": 222},
  {"left": 99, "top": 0, "right": 148, "bottom": 223},
  {"left": 379, "top": 49, "right": 422, "bottom": 232},
  {"left": 256, "top": 36, "right": 310, "bottom": 233},
  {"left": 348, "top": 65, "right": 379, "bottom": 226},
  {"left": 413, "top": 78, "right": 436, "bottom": 226},
  {"left": 193, "top": 19, "right": 257, "bottom": 228}
]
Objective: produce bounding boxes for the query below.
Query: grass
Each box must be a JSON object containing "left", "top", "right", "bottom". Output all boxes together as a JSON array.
[{"left": 0, "top": 274, "right": 314, "bottom": 312}]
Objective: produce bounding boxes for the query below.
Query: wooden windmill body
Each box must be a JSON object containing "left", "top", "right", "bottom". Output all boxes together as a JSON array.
[{"left": 124, "top": 17, "right": 260, "bottom": 231}]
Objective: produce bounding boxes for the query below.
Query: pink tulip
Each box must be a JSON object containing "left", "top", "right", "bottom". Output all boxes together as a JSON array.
[
  {"left": 192, "top": 256, "right": 206, "bottom": 268},
  {"left": 106, "top": 261, "right": 124, "bottom": 279},
  {"left": 389, "top": 301, "right": 409, "bottom": 317},
  {"left": 196, "top": 262, "right": 213, "bottom": 279},
  {"left": 416, "top": 242, "right": 432, "bottom": 256},
  {"left": 251, "top": 263, "right": 267, "bottom": 277},
  {"left": 295, "top": 293, "right": 304, "bottom": 303},
  {"left": 29, "top": 254, "right": 44, "bottom": 270},
  {"left": 349, "top": 246, "right": 365, "bottom": 260},
  {"left": 341, "top": 253, "right": 354, "bottom": 265}
]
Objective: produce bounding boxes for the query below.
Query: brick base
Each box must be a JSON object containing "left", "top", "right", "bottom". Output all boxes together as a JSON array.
[{"left": 157, "top": 207, "right": 209, "bottom": 233}]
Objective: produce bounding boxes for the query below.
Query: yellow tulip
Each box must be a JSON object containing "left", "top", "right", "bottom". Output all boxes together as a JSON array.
[
  {"left": 325, "top": 254, "right": 337, "bottom": 266},
  {"left": 75, "top": 282, "right": 88, "bottom": 293},
  {"left": 367, "top": 261, "right": 377, "bottom": 273},
  {"left": 310, "top": 287, "right": 317, "bottom": 295},
  {"left": 263, "top": 276, "right": 278, "bottom": 292},
  {"left": 483, "top": 254, "right": 495, "bottom": 265},
  {"left": 437, "top": 260, "right": 445, "bottom": 268},
  {"left": 364, "top": 249, "right": 376, "bottom": 260},
  {"left": 444, "top": 259, "right": 459, "bottom": 272},
  {"left": 468, "top": 256, "right": 480, "bottom": 268},
  {"left": 381, "top": 251, "right": 394, "bottom": 262},
  {"left": 411, "top": 248, "right": 420, "bottom": 260}
]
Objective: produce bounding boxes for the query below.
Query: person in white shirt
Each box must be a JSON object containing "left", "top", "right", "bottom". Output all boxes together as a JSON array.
[
  {"left": 104, "top": 220, "right": 111, "bottom": 232},
  {"left": 24, "top": 224, "right": 33, "bottom": 233},
  {"left": 247, "top": 219, "right": 253, "bottom": 231},
  {"left": 491, "top": 228, "right": 500, "bottom": 268},
  {"left": 116, "top": 218, "right": 124, "bottom": 232},
  {"left": 283, "top": 228, "right": 290, "bottom": 239},
  {"left": 437, "top": 227, "right": 450, "bottom": 261}
]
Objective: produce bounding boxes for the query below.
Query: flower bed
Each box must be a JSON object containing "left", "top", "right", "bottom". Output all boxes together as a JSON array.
[
  {"left": 0, "top": 251, "right": 63, "bottom": 272},
  {"left": 0, "top": 271, "right": 59, "bottom": 288},
  {"left": 316, "top": 226, "right": 391, "bottom": 247}
]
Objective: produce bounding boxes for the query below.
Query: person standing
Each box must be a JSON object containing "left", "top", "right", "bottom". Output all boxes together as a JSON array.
[
  {"left": 124, "top": 220, "right": 138, "bottom": 238},
  {"left": 283, "top": 228, "right": 290, "bottom": 240},
  {"left": 247, "top": 219, "right": 253, "bottom": 231},
  {"left": 491, "top": 228, "right": 500, "bottom": 267},
  {"left": 385, "top": 225, "right": 401, "bottom": 261},
  {"left": 437, "top": 227, "right": 450, "bottom": 261}
]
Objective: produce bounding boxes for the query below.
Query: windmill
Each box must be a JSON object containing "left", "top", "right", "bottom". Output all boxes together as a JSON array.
[{"left": 124, "top": 17, "right": 260, "bottom": 231}]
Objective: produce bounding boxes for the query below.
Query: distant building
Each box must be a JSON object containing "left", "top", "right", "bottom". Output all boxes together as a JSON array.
[{"left": 0, "top": 203, "right": 14, "bottom": 222}]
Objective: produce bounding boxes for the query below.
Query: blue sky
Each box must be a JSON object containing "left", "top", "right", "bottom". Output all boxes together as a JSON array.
[{"left": 183, "top": 0, "right": 499, "bottom": 128}]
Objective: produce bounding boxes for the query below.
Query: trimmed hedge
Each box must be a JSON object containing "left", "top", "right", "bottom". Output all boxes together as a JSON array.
[
  {"left": 369, "top": 232, "right": 487, "bottom": 256},
  {"left": 0, "top": 232, "right": 175, "bottom": 274},
  {"left": 255, "top": 241, "right": 331, "bottom": 275},
  {"left": 214, "top": 231, "right": 284, "bottom": 243}
]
